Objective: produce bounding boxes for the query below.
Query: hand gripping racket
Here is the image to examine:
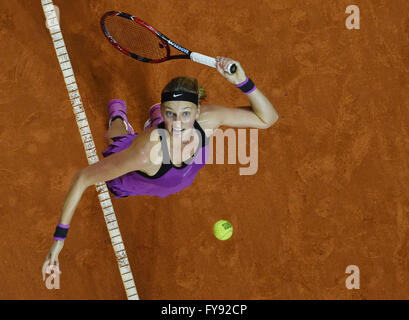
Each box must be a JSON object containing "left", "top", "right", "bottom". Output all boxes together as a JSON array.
[{"left": 101, "top": 11, "right": 237, "bottom": 74}]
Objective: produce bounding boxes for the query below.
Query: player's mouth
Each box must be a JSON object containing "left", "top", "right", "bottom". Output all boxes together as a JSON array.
[{"left": 172, "top": 128, "right": 185, "bottom": 134}]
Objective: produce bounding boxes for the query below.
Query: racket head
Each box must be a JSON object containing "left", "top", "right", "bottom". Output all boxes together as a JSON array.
[{"left": 100, "top": 11, "right": 172, "bottom": 63}]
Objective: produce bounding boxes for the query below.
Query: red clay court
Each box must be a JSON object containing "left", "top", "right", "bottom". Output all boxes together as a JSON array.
[{"left": 1, "top": 0, "right": 409, "bottom": 299}]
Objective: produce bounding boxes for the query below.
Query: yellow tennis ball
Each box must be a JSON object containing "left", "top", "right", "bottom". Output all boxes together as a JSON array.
[{"left": 213, "top": 220, "right": 233, "bottom": 241}]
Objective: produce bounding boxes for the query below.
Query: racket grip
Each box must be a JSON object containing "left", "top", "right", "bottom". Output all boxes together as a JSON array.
[{"left": 190, "top": 52, "right": 236, "bottom": 74}]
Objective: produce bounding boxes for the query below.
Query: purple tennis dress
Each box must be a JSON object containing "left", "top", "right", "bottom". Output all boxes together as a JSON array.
[{"left": 102, "top": 118, "right": 210, "bottom": 199}]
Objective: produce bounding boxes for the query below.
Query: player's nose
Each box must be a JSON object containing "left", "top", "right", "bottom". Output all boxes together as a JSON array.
[{"left": 173, "top": 120, "right": 182, "bottom": 128}]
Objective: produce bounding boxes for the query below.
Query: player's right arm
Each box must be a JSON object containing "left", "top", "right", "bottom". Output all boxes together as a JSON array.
[{"left": 42, "top": 134, "right": 155, "bottom": 276}]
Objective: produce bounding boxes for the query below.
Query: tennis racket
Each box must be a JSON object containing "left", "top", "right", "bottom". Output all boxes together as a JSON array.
[{"left": 100, "top": 11, "right": 237, "bottom": 74}]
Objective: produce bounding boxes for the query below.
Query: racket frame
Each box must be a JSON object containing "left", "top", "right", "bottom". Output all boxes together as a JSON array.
[
  {"left": 101, "top": 11, "right": 189, "bottom": 63},
  {"left": 101, "top": 11, "right": 236, "bottom": 74}
]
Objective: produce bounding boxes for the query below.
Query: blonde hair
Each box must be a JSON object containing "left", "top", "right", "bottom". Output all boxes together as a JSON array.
[{"left": 162, "top": 76, "right": 207, "bottom": 103}]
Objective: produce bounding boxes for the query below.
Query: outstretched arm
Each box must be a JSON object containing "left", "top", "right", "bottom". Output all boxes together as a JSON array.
[
  {"left": 57, "top": 145, "right": 145, "bottom": 226},
  {"left": 42, "top": 137, "right": 152, "bottom": 278}
]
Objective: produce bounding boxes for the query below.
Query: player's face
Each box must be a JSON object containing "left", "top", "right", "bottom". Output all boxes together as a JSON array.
[{"left": 161, "top": 101, "right": 199, "bottom": 141}]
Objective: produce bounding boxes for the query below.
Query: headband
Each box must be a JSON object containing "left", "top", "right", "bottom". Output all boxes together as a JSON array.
[{"left": 161, "top": 91, "right": 199, "bottom": 105}]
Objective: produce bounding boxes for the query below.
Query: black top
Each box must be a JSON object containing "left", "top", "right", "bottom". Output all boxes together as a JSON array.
[{"left": 134, "top": 120, "right": 210, "bottom": 179}]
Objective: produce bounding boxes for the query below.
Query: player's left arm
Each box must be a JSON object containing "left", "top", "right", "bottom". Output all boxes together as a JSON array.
[
  {"left": 206, "top": 88, "right": 278, "bottom": 129},
  {"left": 211, "top": 56, "right": 279, "bottom": 129}
]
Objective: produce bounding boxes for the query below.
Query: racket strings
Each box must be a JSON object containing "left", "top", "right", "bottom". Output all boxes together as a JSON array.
[{"left": 104, "top": 15, "right": 168, "bottom": 60}]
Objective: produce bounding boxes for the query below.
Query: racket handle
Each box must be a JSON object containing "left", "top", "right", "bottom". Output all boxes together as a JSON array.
[{"left": 190, "top": 52, "right": 236, "bottom": 74}]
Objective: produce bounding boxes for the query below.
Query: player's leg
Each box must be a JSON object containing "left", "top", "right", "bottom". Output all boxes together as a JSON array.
[
  {"left": 104, "top": 99, "right": 135, "bottom": 144},
  {"left": 106, "top": 118, "right": 128, "bottom": 144}
]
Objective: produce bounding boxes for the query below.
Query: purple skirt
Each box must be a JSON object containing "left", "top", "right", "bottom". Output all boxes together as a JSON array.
[{"left": 101, "top": 134, "right": 138, "bottom": 198}]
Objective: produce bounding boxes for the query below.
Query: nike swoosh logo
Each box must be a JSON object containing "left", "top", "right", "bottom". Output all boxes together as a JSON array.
[{"left": 173, "top": 93, "right": 182, "bottom": 98}]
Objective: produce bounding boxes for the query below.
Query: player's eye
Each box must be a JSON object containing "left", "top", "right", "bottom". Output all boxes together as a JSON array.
[
  {"left": 166, "top": 111, "right": 174, "bottom": 118},
  {"left": 183, "top": 111, "right": 190, "bottom": 117}
]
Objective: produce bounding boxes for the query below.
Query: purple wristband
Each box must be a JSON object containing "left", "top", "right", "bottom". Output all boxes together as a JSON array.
[
  {"left": 244, "top": 85, "right": 257, "bottom": 95},
  {"left": 235, "top": 77, "right": 256, "bottom": 94},
  {"left": 54, "top": 223, "right": 69, "bottom": 241},
  {"left": 235, "top": 77, "right": 249, "bottom": 88}
]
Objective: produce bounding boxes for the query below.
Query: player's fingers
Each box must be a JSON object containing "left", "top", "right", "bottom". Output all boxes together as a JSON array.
[
  {"left": 42, "top": 260, "right": 49, "bottom": 281},
  {"left": 216, "top": 56, "right": 235, "bottom": 77},
  {"left": 217, "top": 57, "right": 225, "bottom": 70},
  {"left": 49, "top": 256, "right": 62, "bottom": 275},
  {"left": 56, "top": 258, "right": 61, "bottom": 271},
  {"left": 216, "top": 61, "right": 224, "bottom": 74},
  {"left": 219, "top": 59, "right": 229, "bottom": 73},
  {"left": 224, "top": 59, "right": 235, "bottom": 73},
  {"left": 54, "top": 260, "right": 62, "bottom": 274},
  {"left": 217, "top": 56, "right": 227, "bottom": 67}
]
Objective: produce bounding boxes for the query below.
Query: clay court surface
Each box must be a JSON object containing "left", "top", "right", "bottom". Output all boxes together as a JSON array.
[{"left": 1, "top": 0, "right": 409, "bottom": 299}]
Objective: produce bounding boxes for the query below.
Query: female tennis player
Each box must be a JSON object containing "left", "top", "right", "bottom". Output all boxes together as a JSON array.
[{"left": 42, "top": 56, "right": 279, "bottom": 273}]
